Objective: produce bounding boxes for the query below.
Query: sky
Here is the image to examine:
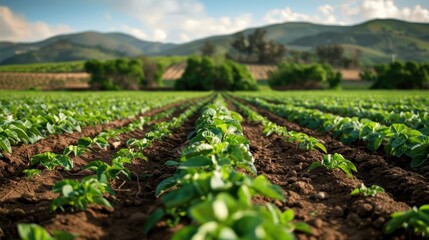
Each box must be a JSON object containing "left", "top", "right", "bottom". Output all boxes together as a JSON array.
[{"left": 1, "top": 0, "right": 429, "bottom": 43}]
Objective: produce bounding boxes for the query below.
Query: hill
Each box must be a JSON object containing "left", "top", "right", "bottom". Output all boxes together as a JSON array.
[
  {"left": 0, "top": 31, "right": 176, "bottom": 64},
  {"left": 159, "top": 19, "right": 429, "bottom": 64},
  {"left": 1, "top": 19, "right": 429, "bottom": 65}
]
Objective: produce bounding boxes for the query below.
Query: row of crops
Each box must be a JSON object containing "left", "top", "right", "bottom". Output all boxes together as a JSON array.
[{"left": 0, "top": 91, "right": 428, "bottom": 239}]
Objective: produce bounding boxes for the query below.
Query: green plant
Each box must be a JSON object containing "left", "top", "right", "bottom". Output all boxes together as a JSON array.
[
  {"left": 350, "top": 183, "right": 385, "bottom": 197},
  {"left": 51, "top": 176, "right": 112, "bottom": 211},
  {"left": 77, "top": 136, "right": 109, "bottom": 150},
  {"left": 171, "top": 193, "right": 311, "bottom": 240},
  {"left": 17, "top": 223, "right": 75, "bottom": 240},
  {"left": 308, "top": 153, "right": 357, "bottom": 178},
  {"left": 385, "top": 205, "right": 429, "bottom": 237},
  {"left": 23, "top": 169, "right": 42, "bottom": 180},
  {"left": 63, "top": 145, "right": 87, "bottom": 157},
  {"left": 84, "top": 158, "right": 131, "bottom": 184},
  {"left": 31, "top": 152, "right": 73, "bottom": 170}
]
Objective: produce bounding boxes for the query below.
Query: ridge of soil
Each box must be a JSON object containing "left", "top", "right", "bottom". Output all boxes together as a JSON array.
[
  {"left": 0, "top": 98, "right": 196, "bottom": 178},
  {"left": 264, "top": 98, "right": 429, "bottom": 180},
  {"left": 235, "top": 97, "right": 429, "bottom": 207},
  {"left": 225, "top": 99, "right": 410, "bottom": 239},
  {"left": 243, "top": 121, "right": 409, "bottom": 240},
  {"left": 0, "top": 106, "right": 199, "bottom": 239}
]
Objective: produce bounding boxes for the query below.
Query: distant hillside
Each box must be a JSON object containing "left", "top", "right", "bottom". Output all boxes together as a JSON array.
[
  {"left": 0, "top": 31, "right": 176, "bottom": 64},
  {"left": 0, "top": 40, "right": 126, "bottom": 65},
  {"left": 158, "top": 19, "right": 429, "bottom": 64},
  {"left": 1, "top": 19, "right": 429, "bottom": 65}
]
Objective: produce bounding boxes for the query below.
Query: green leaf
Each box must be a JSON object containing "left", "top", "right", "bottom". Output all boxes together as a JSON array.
[
  {"left": 189, "top": 200, "right": 217, "bottom": 223},
  {"left": 164, "top": 160, "right": 180, "bottom": 166},
  {"left": 23, "top": 169, "right": 42, "bottom": 180},
  {"left": 143, "top": 209, "right": 165, "bottom": 234},
  {"left": 62, "top": 185, "right": 74, "bottom": 197},
  {"left": 179, "top": 156, "right": 213, "bottom": 169},
  {"left": 171, "top": 226, "right": 198, "bottom": 240},
  {"left": 0, "top": 135, "right": 12, "bottom": 153},
  {"left": 307, "top": 162, "right": 321, "bottom": 172},
  {"left": 251, "top": 175, "right": 285, "bottom": 201},
  {"left": 162, "top": 184, "right": 199, "bottom": 209},
  {"left": 17, "top": 223, "right": 55, "bottom": 240},
  {"left": 315, "top": 142, "right": 327, "bottom": 153},
  {"left": 294, "top": 222, "right": 312, "bottom": 234},
  {"left": 78, "top": 137, "right": 92, "bottom": 147},
  {"left": 155, "top": 176, "right": 178, "bottom": 196},
  {"left": 57, "top": 155, "right": 73, "bottom": 170},
  {"left": 281, "top": 209, "right": 295, "bottom": 222}
]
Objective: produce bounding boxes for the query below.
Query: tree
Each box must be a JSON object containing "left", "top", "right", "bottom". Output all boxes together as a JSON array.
[
  {"left": 84, "top": 58, "right": 144, "bottom": 90},
  {"left": 268, "top": 62, "right": 342, "bottom": 90},
  {"left": 201, "top": 41, "right": 216, "bottom": 57},
  {"left": 361, "top": 61, "right": 429, "bottom": 89},
  {"left": 316, "top": 45, "right": 344, "bottom": 66},
  {"left": 175, "top": 57, "right": 259, "bottom": 91},
  {"left": 229, "top": 29, "right": 286, "bottom": 64}
]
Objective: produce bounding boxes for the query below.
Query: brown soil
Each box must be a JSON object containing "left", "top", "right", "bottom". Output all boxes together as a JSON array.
[
  {"left": 242, "top": 121, "right": 409, "bottom": 239},
  {"left": 236, "top": 97, "right": 429, "bottom": 207},
  {"left": 0, "top": 98, "right": 194, "bottom": 179},
  {"left": 1, "top": 95, "right": 426, "bottom": 240},
  {"left": 0, "top": 103, "right": 199, "bottom": 239},
  {"left": 226, "top": 100, "right": 411, "bottom": 239}
]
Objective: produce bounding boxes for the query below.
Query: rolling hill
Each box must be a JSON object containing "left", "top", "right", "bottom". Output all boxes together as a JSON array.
[
  {"left": 0, "top": 31, "right": 177, "bottom": 64},
  {"left": 1, "top": 19, "right": 429, "bottom": 65}
]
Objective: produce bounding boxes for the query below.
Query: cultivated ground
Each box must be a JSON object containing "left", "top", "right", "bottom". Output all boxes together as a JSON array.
[{"left": 0, "top": 91, "right": 428, "bottom": 240}]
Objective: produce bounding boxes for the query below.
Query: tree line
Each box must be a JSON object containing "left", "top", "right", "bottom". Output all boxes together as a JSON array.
[{"left": 201, "top": 28, "right": 361, "bottom": 68}]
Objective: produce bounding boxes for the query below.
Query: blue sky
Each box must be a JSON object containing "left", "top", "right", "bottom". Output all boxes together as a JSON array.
[{"left": 1, "top": 0, "right": 429, "bottom": 43}]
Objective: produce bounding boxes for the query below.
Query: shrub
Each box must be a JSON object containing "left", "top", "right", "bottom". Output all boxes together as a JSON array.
[
  {"left": 175, "top": 57, "right": 259, "bottom": 91},
  {"left": 84, "top": 58, "right": 144, "bottom": 90},
  {"left": 360, "top": 61, "right": 429, "bottom": 89},
  {"left": 268, "top": 63, "right": 342, "bottom": 90}
]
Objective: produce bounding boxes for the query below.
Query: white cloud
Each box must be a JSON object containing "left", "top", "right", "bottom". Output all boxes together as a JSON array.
[
  {"left": 264, "top": 8, "right": 314, "bottom": 24},
  {"left": 0, "top": 5, "right": 72, "bottom": 42},
  {"left": 264, "top": 6, "right": 339, "bottom": 25},
  {"left": 319, "top": 4, "right": 334, "bottom": 16},
  {"left": 153, "top": 28, "right": 167, "bottom": 42},
  {"left": 107, "top": 0, "right": 252, "bottom": 43},
  {"left": 120, "top": 24, "right": 147, "bottom": 40},
  {"left": 264, "top": 0, "right": 429, "bottom": 26},
  {"left": 342, "top": 0, "right": 429, "bottom": 23}
]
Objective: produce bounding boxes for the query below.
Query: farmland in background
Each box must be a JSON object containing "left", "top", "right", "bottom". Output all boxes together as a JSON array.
[{"left": 0, "top": 54, "right": 367, "bottom": 90}]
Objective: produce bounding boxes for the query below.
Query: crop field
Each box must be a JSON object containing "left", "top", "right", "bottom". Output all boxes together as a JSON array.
[
  {"left": 0, "top": 90, "right": 428, "bottom": 239},
  {"left": 0, "top": 73, "right": 90, "bottom": 90}
]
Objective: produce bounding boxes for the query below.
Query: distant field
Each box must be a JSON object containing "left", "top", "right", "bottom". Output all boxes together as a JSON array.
[
  {"left": 0, "top": 72, "right": 89, "bottom": 90},
  {"left": 0, "top": 60, "right": 363, "bottom": 90}
]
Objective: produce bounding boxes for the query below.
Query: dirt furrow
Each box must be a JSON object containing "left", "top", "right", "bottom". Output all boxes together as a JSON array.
[
  {"left": 242, "top": 120, "right": 409, "bottom": 240},
  {"left": 237, "top": 97, "right": 429, "bottom": 207},
  {"left": 0, "top": 107, "right": 199, "bottom": 239},
  {"left": 0, "top": 98, "right": 194, "bottom": 178}
]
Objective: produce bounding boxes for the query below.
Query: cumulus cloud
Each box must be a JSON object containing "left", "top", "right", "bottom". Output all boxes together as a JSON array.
[
  {"left": 0, "top": 5, "right": 72, "bottom": 42},
  {"left": 264, "top": 0, "right": 429, "bottom": 26},
  {"left": 120, "top": 24, "right": 148, "bottom": 40},
  {"left": 264, "top": 5, "right": 339, "bottom": 25},
  {"left": 353, "top": 0, "right": 429, "bottom": 22},
  {"left": 107, "top": 0, "right": 252, "bottom": 42}
]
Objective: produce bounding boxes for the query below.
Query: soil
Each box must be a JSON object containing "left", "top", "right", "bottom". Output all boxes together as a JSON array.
[
  {"left": 226, "top": 99, "right": 413, "bottom": 239},
  {"left": 0, "top": 96, "right": 425, "bottom": 240},
  {"left": 0, "top": 100, "right": 198, "bottom": 240},
  {"left": 0, "top": 98, "right": 194, "bottom": 179},
  {"left": 234, "top": 97, "right": 429, "bottom": 207}
]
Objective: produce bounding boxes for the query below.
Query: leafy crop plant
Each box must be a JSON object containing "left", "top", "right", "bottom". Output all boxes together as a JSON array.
[{"left": 308, "top": 153, "right": 357, "bottom": 178}]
